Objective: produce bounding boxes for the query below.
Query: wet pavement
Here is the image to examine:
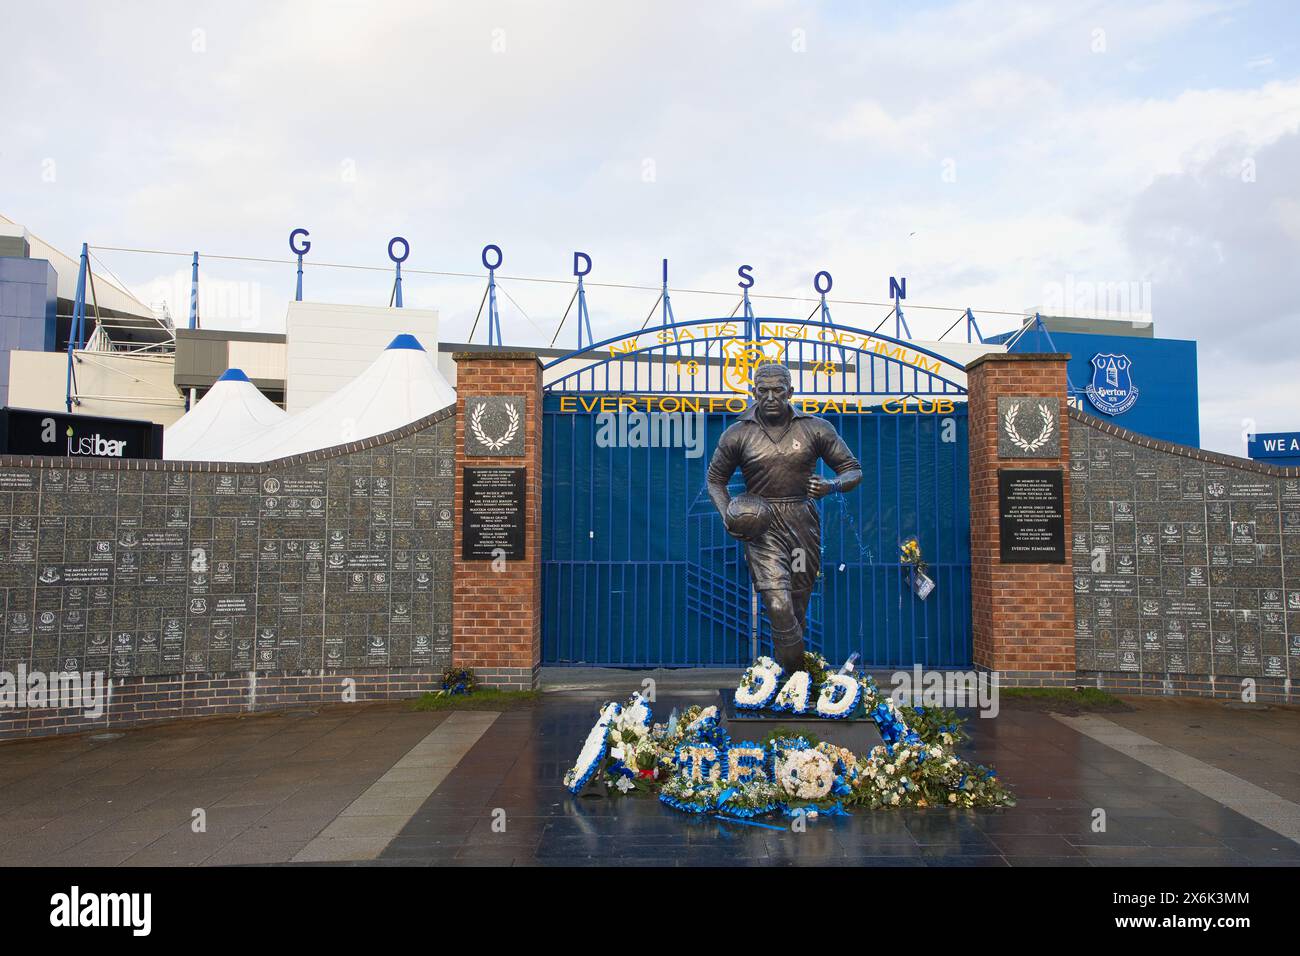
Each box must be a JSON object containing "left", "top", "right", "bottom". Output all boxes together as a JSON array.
[
  {"left": 1, "top": 691, "right": 1297, "bottom": 867},
  {"left": 379, "top": 691, "right": 1300, "bottom": 867},
  {"left": 0, "top": 703, "right": 447, "bottom": 866}
]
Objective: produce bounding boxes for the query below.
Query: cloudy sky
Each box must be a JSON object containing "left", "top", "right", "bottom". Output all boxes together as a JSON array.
[{"left": 2, "top": 0, "right": 1297, "bottom": 453}]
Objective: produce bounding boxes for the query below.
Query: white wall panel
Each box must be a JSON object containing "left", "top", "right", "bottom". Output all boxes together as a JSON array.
[{"left": 284, "top": 302, "right": 439, "bottom": 413}]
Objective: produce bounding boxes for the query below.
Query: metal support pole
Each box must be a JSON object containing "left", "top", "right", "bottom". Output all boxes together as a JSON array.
[
  {"left": 660, "top": 258, "right": 675, "bottom": 330},
  {"left": 575, "top": 276, "right": 593, "bottom": 350},
  {"left": 65, "top": 244, "right": 90, "bottom": 412},
  {"left": 188, "top": 252, "right": 200, "bottom": 329},
  {"left": 290, "top": 228, "right": 310, "bottom": 302},
  {"left": 661, "top": 258, "right": 679, "bottom": 356},
  {"left": 387, "top": 237, "right": 409, "bottom": 309},
  {"left": 816, "top": 272, "right": 835, "bottom": 362},
  {"left": 480, "top": 244, "right": 505, "bottom": 346},
  {"left": 965, "top": 307, "right": 984, "bottom": 344},
  {"left": 894, "top": 301, "right": 912, "bottom": 340},
  {"left": 572, "top": 250, "right": 594, "bottom": 349},
  {"left": 73, "top": 243, "right": 88, "bottom": 349},
  {"left": 1033, "top": 312, "right": 1052, "bottom": 350},
  {"left": 486, "top": 272, "right": 501, "bottom": 346}
]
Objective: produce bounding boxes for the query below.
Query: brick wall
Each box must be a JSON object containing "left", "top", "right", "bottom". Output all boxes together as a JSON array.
[
  {"left": 451, "top": 353, "right": 543, "bottom": 689},
  {"left": 0, "top": 668, "right": 447, "bottom": 739},
  {"left": 967, "top": 354, "right": 1075, "bottom": 683}
]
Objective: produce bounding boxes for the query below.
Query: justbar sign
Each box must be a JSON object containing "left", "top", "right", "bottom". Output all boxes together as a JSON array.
[
  {"left": 0, "top": 408, "right": 163, "bottom": 460},
  {"left": 67, "top": 430, "right": 127, "bottom": 458}
]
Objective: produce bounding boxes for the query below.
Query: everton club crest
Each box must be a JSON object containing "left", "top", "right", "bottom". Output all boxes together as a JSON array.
[
  {"left": 1085, "top": 353, "right": 1138, "bottom": 416},
  {"left": 721, "top": 338, "right": 787, "bottom": 394}
]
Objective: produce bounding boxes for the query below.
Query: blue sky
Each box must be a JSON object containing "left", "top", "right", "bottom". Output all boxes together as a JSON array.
[{"left": 2, "top": 0, "right": 1298, "bottom": 453}]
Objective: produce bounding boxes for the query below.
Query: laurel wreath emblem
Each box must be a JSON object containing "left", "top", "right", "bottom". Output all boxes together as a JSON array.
[
  {"left": 470, "top": 401, "right": 521, "bottom": 451},
  {"left": 1004, "top": 402, "right": 1055, "bottom": 452}
]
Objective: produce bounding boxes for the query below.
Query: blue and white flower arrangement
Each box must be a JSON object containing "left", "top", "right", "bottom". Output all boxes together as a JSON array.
[
  {"left": 724, "top": 742, "right": 768, "bottom": 785},
  {"left": 733, "top": 652, "right": 871, "bottom": 720},
  {"left": 561, "top": 658, "right": 1015, "bottom": 815},
  {"left": 814, "top": 673, "right": 863, "bottom": 718},
  {"left": 734, "top": 656, "right": 783, "bottom": 709},
  {"left": 562, "top": 700, "right": 622, "bottom": 794},
  {"left": 769, "top": 670, "right": 812, "bottom": 713},
  {"left": 775, "top": 747, "right": 835, "bottom": 800}
]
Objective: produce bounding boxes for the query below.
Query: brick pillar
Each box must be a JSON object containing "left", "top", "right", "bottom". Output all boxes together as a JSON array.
[
  {"left": 966, "top": 353, "right": 1076, "bottom": 686},
  {"left": 452, "top": 352, "right": 543, "bottom": 690}
]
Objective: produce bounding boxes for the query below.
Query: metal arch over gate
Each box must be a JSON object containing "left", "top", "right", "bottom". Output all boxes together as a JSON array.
[
  {"left": 540, "top": 316, "right": 973, "bottom": 669},
  {"left": 541, "top": 316, "right": 971, "bottom": 399}
]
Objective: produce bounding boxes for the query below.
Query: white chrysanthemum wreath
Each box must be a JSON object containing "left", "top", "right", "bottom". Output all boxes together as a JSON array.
[
  {"left": 776, "top": 748, "right": 835, "bottom": 800},
  {"left": 734, "top": 656, "right": 783, "bottom": 709},
  {"left": 770, "top": 670, "right": 811, "bottom": 713},
  {"left": 563, "top": 701, "right": 621, "bottom": 793},
  {"left": 816, "top": 673, "right": 862, "bottom": 718}
]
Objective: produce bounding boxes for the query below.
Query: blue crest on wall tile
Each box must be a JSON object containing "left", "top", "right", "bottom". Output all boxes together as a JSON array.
[{"left": 1085, "top": 353, "right": 1139, "bottom": 415}]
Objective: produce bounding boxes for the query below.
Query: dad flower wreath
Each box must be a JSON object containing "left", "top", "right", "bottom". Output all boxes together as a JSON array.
[{"left": 561, "top": 653, "right": 1014, "bottom": 819}]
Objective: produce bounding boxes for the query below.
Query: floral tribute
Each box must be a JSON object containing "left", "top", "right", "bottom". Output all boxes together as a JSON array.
[
  {"left": 899, "top": 536, "right": 935, "bottom": 600},
  {"left": 736, "top": 652, "right": 864, "bottom": 720},
  {"left": 429, "top": 666, "right": 477, "bottom": 698},
  {"left": 561, "top": 654, "right": 1014, "bottom": 820}
]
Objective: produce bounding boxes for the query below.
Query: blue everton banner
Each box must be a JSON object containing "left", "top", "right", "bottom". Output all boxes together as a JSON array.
[{"left": 1248, "top": 431, "right": 1300, "bottom": 463}]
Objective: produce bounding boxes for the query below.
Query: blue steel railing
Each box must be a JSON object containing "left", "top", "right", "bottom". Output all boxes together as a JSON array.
[{"left": 541, "top": 397, "right": 970, "bottom": 668}]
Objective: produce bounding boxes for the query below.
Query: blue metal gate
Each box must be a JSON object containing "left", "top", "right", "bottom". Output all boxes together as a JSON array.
[{"left": 541, "top": 399, "right": 971, "bottom": 668}]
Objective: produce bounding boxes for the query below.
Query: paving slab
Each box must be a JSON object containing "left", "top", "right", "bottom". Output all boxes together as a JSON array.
[
  {"left": 291, "top": 711, "right": 499, "bottom": 863},
  {"left": 0, "top": 702, "right": 449, "bottom": 867},
  {"left": 1054, "top": 712, "right": 1300, "bottom": 845}
]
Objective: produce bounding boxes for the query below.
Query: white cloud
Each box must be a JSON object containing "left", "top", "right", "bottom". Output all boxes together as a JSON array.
[{"left": 0, "top": 0, "right": 1295, "bottom": 454}]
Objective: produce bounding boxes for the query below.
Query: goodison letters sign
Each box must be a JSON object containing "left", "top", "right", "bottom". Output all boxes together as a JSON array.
[{"left": 0, "top": 408, "right": 164, "bottom": 460}]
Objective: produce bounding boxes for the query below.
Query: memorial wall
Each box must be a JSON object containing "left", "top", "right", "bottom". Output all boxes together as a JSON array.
[
  {"left": 1069, "top": 410, "right": 1299, "bottom": 695},
  {"left": 0, "top": 407, "right": 456, "bottom": 685}
]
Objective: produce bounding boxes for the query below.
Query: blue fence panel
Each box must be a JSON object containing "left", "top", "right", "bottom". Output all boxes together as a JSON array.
[
  {"left": 542, "top": 397, "right": 970, "bottom": 667},
  {"left": 817, "top": 409, "right": 971, "bottom": 668}
]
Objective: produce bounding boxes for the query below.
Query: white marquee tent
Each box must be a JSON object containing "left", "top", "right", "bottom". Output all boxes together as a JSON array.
[
  {"left": 164, "top": 368, "right": 288, "bottom": 461},
  {"left": 220, "top": 333, "right": 456, "bottom": 463}
]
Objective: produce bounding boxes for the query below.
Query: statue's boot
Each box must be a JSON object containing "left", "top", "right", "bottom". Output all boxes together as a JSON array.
[{"left": 772, "top": 621, "right": 805, "bottom": 674}]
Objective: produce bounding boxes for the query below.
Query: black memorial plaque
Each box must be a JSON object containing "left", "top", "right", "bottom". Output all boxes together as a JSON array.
[
  {"left": 999, "top": 468, "right": 1066, "bottom": 563},
  {"left": 462, "top": 467, "right": 526, "bottom": 560}
]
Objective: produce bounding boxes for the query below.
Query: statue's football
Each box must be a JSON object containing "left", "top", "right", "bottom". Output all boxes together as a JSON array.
[{"left": 725, "top": 493, "right": 773, "bottom": 541}]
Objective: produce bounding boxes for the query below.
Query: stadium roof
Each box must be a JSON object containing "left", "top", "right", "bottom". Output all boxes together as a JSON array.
[
  {"left": 220, "top": 334, "right": 456, "bottom": 462},
  {"left": 163, "top": 367, "right": 288, "bottom": 461}
]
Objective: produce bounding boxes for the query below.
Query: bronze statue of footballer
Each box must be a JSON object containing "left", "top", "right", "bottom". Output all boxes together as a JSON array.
[{"left": 706, "top": 363, "right": 862, "bottom": 672}]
